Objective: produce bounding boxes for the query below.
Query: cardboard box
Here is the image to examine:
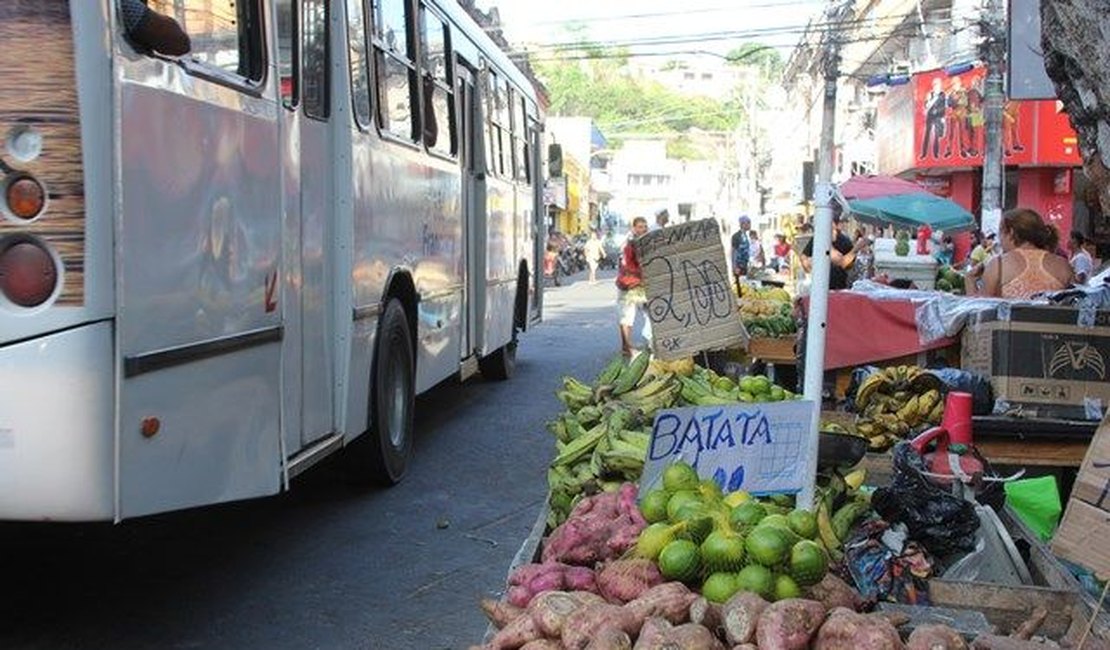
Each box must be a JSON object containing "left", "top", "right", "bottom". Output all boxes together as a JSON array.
[
  {"left": 1052, "top": 498, "right": 1110, "bottom": 577},
  {"left": 1052, "top": 414, "right": 1110, "bottom": 577},
  {"left": 961, "top": 304, "right": 1110, "bottom": 420}
]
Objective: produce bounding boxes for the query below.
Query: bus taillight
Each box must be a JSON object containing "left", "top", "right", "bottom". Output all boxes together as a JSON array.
[
  {"left": 5, "top": 176, "right": 46, "bottom": 220},
  {"left": 0, "top": 239, "right": 58, "bottom": 308}
]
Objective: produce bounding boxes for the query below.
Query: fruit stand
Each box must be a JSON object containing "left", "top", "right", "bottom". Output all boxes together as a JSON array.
[{"left": 472, "top": 354, "right": 1110, "bottom": 650}]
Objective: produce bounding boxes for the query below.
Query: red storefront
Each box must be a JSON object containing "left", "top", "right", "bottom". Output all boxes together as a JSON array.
[{"left": 876, "top": 65, "right": 1082, "bottom": 260}]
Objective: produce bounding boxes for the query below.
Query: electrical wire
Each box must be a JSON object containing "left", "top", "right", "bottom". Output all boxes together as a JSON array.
[{"left": 513, "top": 0, "right": 828, "bottom": 26}]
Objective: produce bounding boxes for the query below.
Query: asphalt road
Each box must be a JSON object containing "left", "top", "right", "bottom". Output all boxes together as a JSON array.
[{"left": 0, "top": 273, "right": 626, "bottom": 650}]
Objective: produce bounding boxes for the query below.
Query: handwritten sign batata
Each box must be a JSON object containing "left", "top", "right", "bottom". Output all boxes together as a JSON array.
[
  {"left": 635, "top": 219, "right": 745, "bottom": 361},
  {"left": 638, "top": 400, "right": 818, "bottom": 497}
]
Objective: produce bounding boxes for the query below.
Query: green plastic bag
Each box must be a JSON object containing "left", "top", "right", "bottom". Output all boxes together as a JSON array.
[{"left": 1004, "top": 476, "right": 1062, "bottom": 542}]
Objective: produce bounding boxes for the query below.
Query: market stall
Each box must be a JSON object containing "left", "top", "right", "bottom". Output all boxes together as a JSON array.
[{"left": 471, "top": 220, "right": 1109, "bottom": 650}]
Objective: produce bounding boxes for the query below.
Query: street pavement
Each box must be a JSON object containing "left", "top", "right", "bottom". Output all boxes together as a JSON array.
[{"left": 0, "top": 272, "right": 623, "bottom": 650}]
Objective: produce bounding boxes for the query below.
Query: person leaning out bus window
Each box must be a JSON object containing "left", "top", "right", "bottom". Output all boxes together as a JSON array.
[{"left": 119, "top": 0, "right": 191, "bottom": 57}]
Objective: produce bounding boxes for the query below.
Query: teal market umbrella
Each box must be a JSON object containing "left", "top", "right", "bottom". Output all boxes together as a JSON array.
[{"left": 847, "top": 192, "right": 976, "bottom": 232}]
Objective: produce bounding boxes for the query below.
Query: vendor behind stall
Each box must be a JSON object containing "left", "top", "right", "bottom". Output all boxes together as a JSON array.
[
  {"left": 800, "top": 211, "right": 861, "bottom": 291},
  {"left": 963, "top": 208, "right": 1073, "bottom": 299}
]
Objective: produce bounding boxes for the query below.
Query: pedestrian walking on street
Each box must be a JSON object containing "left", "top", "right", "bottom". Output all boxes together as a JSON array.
[
  {"left": 583, "top": 230, "right": 605, "bottom": 284},
  {"left": 616, "top": 217, "right": 650, "bottom": 357},
  {"left": 731, "top": 215, "right": 752, "bottom": 292}
]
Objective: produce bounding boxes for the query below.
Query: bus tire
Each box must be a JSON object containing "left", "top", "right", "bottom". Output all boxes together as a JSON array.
[{"left": 350, "top": 299, "right": 414, "bottom": 484}]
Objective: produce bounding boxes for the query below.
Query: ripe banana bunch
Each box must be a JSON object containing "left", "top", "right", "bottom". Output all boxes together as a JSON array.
[{"left": 855, "top": 375, "right": 946, "bottom": 451}]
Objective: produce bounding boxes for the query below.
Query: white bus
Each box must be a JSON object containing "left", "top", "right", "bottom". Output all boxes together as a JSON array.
[{"left": 0, "top": 0, "right": 546, "bottom": 521}]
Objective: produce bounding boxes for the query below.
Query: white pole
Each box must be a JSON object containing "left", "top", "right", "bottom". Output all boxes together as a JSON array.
[{"left": 798, "top": 26, "right": 842, "bottom": 511}]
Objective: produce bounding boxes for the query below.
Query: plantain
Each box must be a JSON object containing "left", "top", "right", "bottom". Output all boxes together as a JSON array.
[
  {"left": 612, "top": 351, "right": 651, "bottom": 395},
  {"left": 928, "top": 400, "right": 945, "bottom": 425},
  {"left": 831, "top": 500, "right": 871, "bottom": 541},
  {"left": 816, "top": 502, "right": 844, "bottom": 561},
  {"left": 597, "top": 356, "right": 626, "bottom": 385},
  {"left": 843, "top": 469, "right": 867, "bottom": 491},
  {"left": 896, "top": 394, "right": 922, "bottom": 427},
  {"left": 854, "top": 374, "right": 887, "bottom": 409},
  {"left": 916, "top": 389, "right": 940, "bottom": 418},
  {"left": 618, "top": 373, "right": 676, "bottom": 403},
  {"left": 552, "top": 422, "right": 607, "bottom": 467}
]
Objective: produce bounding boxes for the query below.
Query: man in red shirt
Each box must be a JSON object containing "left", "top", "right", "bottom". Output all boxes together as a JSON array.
[{"left": 616, "top": 217, "right": 650, "bottom": 356}]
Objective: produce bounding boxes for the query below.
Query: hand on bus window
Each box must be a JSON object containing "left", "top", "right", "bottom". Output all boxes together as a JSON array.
[{"left": 120, "top": 0, "right": 191, "bottom": 57}]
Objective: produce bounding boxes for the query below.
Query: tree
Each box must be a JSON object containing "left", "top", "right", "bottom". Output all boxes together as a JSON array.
[
  {"left": 725, "top": 43, "right": 784, "bottom": 80},
  {"left": 1042, "top": 0, "right": 1110, "bottom": 215}
]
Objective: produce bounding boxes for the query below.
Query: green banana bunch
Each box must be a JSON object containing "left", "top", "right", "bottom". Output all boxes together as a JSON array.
[
  {"left": 597, "top": 356, "right": 625, "bottom": 385},
  {"left": 611, "top": 351, "right": 650, "bottom": 395}
]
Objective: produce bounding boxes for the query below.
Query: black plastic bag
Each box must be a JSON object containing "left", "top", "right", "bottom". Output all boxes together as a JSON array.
[
  {"left": 871, "top": 443, "right": 980, "bottom": 557},
  {"left": 926, "top": 367, "right": 994, "bottom": 416}
]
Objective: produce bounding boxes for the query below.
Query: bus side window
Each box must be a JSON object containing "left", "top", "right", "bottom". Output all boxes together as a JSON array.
[
  {"left": 485, "top": 69, "right": 500, "bottom": 176},
  {"left": 303, "top": 0, "right": 329, "bottom": 120},
  {"left": 147, "top": 0, "right": 264, "bottom": 81},
  {"left": 276, "top": 0, "right": 298, "bottom": 108},
  {"left": 420, "top": 5, "right": 455, "bottom": 156},
  {"left": 347, "top": 0, "right": 372, "bottom": 126},
  {"left": 371, "top": 0, "right": 417, "bottom": 141}
]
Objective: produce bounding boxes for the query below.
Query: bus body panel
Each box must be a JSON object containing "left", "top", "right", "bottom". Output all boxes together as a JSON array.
[
  {"left": 0, "top": 0, "right": 114, "bottom": 344},
  {"left": 350, "top": 141, "right": 465, "bottom": 394},
  {"left": 115, "top": 56, "right": 283, "bottom": 517},
  {"left": 118, "top": 343, "right": 283, "bottom": 518},
  {"left": 0, "top": 323, "right": 115, "bottom": 521}
]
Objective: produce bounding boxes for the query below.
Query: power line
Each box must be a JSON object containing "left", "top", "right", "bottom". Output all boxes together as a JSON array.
[
  {"left": 513, "top": 0, "right": 827, "bottom": 27},
  {"left": 511, "top": 15, "right": 923, "bottom": 55}
]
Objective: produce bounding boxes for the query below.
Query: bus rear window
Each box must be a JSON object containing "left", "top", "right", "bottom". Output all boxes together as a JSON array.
[{"left": 148, "top": 0, "right": 264, "bottom": 81}]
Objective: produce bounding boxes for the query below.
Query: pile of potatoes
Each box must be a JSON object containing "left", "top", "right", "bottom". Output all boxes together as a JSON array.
[{"left": 471, "top": 573, "right": 953, "bottom": 650}]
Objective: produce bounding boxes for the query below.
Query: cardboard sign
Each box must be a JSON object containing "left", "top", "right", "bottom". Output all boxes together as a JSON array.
[
  {"left": 639, "top": 400, "right": 818, "bottom": 496},
  {"left": 636, "top": 220, "right": 745, "bottom": 361},
  {"left": 1052, "top": 412, "right": 1110, "bottom": 577}
]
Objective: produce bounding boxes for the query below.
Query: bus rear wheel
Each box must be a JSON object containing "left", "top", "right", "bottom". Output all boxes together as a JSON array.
[{"left": 349, "top": 299, "right": 414, "bottom": 484}]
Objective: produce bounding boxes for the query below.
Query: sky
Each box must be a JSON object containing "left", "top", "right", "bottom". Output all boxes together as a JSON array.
[{"left": 477, "top": 0, "right": 829, "bottom": 62}]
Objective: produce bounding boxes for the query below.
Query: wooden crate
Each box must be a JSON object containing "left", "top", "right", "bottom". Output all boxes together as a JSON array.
[{"left": 749, "top": 336, "right": 797, "bottom": 364}]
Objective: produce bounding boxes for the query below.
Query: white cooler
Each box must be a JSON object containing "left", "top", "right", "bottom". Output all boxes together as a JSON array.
[{"left": 873, "top": 238, "right": 938, "bottom": 290}]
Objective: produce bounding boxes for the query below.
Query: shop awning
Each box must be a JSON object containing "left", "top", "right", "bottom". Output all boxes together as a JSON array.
[{"left": 847, "top": 192, "right": 977, "bottom": 232}]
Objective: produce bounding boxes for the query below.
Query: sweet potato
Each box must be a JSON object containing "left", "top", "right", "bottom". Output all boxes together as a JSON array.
[
  {"left": 519, "top": 641, "right": 564, "bottom": 650},
  {"left": 566, "top": 566, "right": 600, "bottom": 593},
  {"left": 631, "top": 620, "right": 726, "bottom": 650},
  {"left": 633, "top": 617, "right": 674, "bottom": 649},
  {"left": 488, "top": 609, "right": 544, "bottom": 650},
  {"left": 814, "top": 607, "right": 904, "bottom": 650},
  {"left": 721, "top": 591, "right": 770, "bottom": 645},
  {"left": 908, "top": 624, "right": 968, "bottom": 650},
  {"left": 690, "top": 596, "right": 724, "bottom": 637},
  {"left": 530, "top": 591, "right": 587, "bottom": 638},
  {"left": 508, "top": 562, "right": 599, "bottom": 608},
  {"left": 584, "top": 626, "right": 633, "bottom": 650},
  {"left": 1010, "top": 608, "right": 1048, "bottom": 641},
  {"left": 805, "top": 574, "right": 863, "bottom": 612},
  {"left": 624, "top": 582, "right": 697, "bottom": 625},
  {"left": 755, "top": 598, "right": 828, "bottom": 650},
  {"left": 562, "top": 603, "right": 643, "bottom": 650},
  {"left": 597, "top": 558, "right": 664, "bottom": 604},
  {"left": 731, "top": 645, "right": 759, "bottom": 650},
  {"left": 543, "top": 488, "right": 646, "bottom": 566},
  {"left": 481, "top": 598, "right": 526, "bottom": 629}
]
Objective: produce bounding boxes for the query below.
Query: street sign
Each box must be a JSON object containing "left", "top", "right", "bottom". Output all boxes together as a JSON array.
[
  {"left": 636, "top": 219, "right": 745, "bottom": 361},
  {"left": 639, "top": 400, "right": 818, "bottom": 496}
]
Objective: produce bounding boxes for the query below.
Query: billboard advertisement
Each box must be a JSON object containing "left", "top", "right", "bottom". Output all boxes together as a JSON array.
[{"left": 877, "top": 66, "right": 1081, "bottom": 175}]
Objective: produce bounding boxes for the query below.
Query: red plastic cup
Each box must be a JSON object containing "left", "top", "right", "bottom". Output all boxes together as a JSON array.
[{"left": 941, "top": 391, "right": 974, "bottom": 445}]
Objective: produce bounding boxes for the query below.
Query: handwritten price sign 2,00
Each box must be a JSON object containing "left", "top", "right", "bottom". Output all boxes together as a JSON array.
[{"left": 636, "top": 219, "right": 746, "bottom": 360}]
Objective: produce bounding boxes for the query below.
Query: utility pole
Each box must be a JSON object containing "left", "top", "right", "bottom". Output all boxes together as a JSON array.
[
  {"left": 980, "top": 0, "right": 1006, "bottom": 234},
  {"left": 799, "top": 1, "right": 847, "bottom": 510}
]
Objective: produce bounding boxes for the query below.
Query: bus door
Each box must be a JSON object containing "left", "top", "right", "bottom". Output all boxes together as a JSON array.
[
  {"left": 457, "top": 62, "right": 488, "bottom": 358},
  {"left": 278, "top": 0, "right": 334, "bottom": 455}
]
